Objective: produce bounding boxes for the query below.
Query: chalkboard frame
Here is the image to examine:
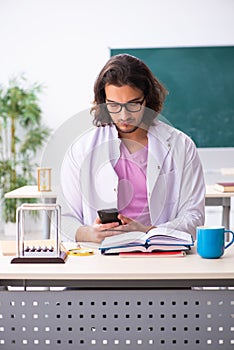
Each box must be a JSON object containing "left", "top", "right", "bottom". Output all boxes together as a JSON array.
[{"left": 110, "top": 47, "right": 234, "bottom": 148}]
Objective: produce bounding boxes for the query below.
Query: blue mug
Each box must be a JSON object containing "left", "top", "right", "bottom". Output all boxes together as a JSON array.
[{"left": 196, "top": 226, "right": 234, "bottom": 259}]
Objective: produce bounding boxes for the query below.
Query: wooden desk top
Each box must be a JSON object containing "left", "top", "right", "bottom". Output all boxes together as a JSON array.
[
  {"left": 4, "top": 185, "right": 57, "bottom": 199},
  {"left": 0, "top": 242, "right": 234, "bottom": 287}
]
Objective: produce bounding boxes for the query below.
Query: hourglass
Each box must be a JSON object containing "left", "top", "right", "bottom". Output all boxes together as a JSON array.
[{"left": 37, "top": 167, "right": 51, "bottom": 192}]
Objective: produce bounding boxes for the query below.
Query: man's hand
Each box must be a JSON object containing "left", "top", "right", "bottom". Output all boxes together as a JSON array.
[
  {"left": 76, "top": 218, "right": 123, "bottom": 243},
  {"left": 91, "top": 217, "right": 123, "bottom": 242},
  {"left": 76, "top": 215, "right": 156, "bottom": 243},
  {"left": 111, "top": 214, "right": 156, "bottom": 234}
]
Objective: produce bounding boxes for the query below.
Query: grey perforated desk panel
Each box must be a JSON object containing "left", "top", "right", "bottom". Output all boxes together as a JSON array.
[{"left": 0, "top": 247, "right": 234, "bottom": 349}]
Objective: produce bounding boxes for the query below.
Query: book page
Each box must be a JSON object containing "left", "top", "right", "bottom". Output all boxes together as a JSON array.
[
  {"left": 100, "top": 231, "right": 146, "bottom": 249},
  {"left": 101, "top": 245, "right": 147, "bottom": 254},
  {"left": 101, "top": 244, "right": 189, "bottom": 255},
  {"left": 146, "top": 228, "right": 193, "bottom": 244},
  {"left": 100, "top": 228, "right": 193, "bottom": 250}
]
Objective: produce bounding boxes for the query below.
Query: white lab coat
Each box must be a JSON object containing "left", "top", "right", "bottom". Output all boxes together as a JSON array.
[{"left": 60, "top": 120, "right": 205, "bottom": 239}]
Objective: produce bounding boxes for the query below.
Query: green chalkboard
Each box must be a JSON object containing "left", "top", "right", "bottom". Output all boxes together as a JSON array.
[{"left": 111, "top": 47, "right": 234, "bottom": 147}]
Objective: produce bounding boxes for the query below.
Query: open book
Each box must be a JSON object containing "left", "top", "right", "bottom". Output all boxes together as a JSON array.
[{"left": 99, "top": 228, "right": 194, "bottom": 255}]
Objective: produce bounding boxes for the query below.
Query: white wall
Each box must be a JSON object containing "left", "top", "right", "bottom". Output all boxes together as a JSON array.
[
  {"left": 1, "top": 0, "right": 234, "bottom": 229},
  {"left": 1, "top": 0, "right": 234, "bottom": 130}
]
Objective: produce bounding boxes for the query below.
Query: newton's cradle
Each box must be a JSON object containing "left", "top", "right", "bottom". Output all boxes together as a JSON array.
[{"left": 11, "top": 203, "right": 67, "bottom": 264}]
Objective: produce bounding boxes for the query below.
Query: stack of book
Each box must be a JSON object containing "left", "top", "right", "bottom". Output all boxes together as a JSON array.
[
  {"left": 215, "top": 182, "right": 234, "bottom": 192},
  {"left": 99, "top": 228, "right": 194, "bottom": 256}
]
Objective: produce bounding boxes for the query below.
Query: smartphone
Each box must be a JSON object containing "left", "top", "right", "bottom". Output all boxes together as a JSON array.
[{"left": 97, "top": 208, "right": 122, "bottom": 225}]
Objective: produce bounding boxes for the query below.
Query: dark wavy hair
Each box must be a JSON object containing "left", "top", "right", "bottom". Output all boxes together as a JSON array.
[{"left": 91, "top": 54, "right": 167, "bottom": 126}]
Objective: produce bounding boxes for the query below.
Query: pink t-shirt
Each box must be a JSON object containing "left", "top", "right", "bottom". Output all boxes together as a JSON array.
[{"left": 114, "top": 142, "right": 151, "bottom": 226}]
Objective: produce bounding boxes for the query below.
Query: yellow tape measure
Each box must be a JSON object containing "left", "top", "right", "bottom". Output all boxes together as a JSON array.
[{"left": 68, "top": 248, "right": 94, "bottom": 256}]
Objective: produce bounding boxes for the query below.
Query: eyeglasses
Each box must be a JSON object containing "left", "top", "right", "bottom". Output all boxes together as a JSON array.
[{"left": 106, "top": 97, "right": 145, "bottom": 114}]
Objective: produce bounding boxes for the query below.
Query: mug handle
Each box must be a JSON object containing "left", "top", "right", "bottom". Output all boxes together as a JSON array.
[{"left": 224, "top": 230, "right": 234, "bottom": 249}]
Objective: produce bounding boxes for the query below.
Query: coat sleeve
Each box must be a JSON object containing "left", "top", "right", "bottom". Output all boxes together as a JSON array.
[{"left": 59, "top": 143, "right": 84, "bottom": 241}]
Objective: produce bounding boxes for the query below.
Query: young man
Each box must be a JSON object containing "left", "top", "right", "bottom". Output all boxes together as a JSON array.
[{"left": 61, "top": 54, "right": 205, "bottom": 242}]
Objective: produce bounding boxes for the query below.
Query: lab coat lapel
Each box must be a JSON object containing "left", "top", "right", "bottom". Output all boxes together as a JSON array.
[
  {"left": 147, "top": 122, "right": 171, "bottom": 197},
  {"left": 91, "top": 136, "right": 120, "bottom": 208}
]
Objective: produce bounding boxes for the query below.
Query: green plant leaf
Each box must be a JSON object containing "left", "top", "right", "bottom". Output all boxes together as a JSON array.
[{"left": 0, "top": 75, "right": 51, "bottom": 222}]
